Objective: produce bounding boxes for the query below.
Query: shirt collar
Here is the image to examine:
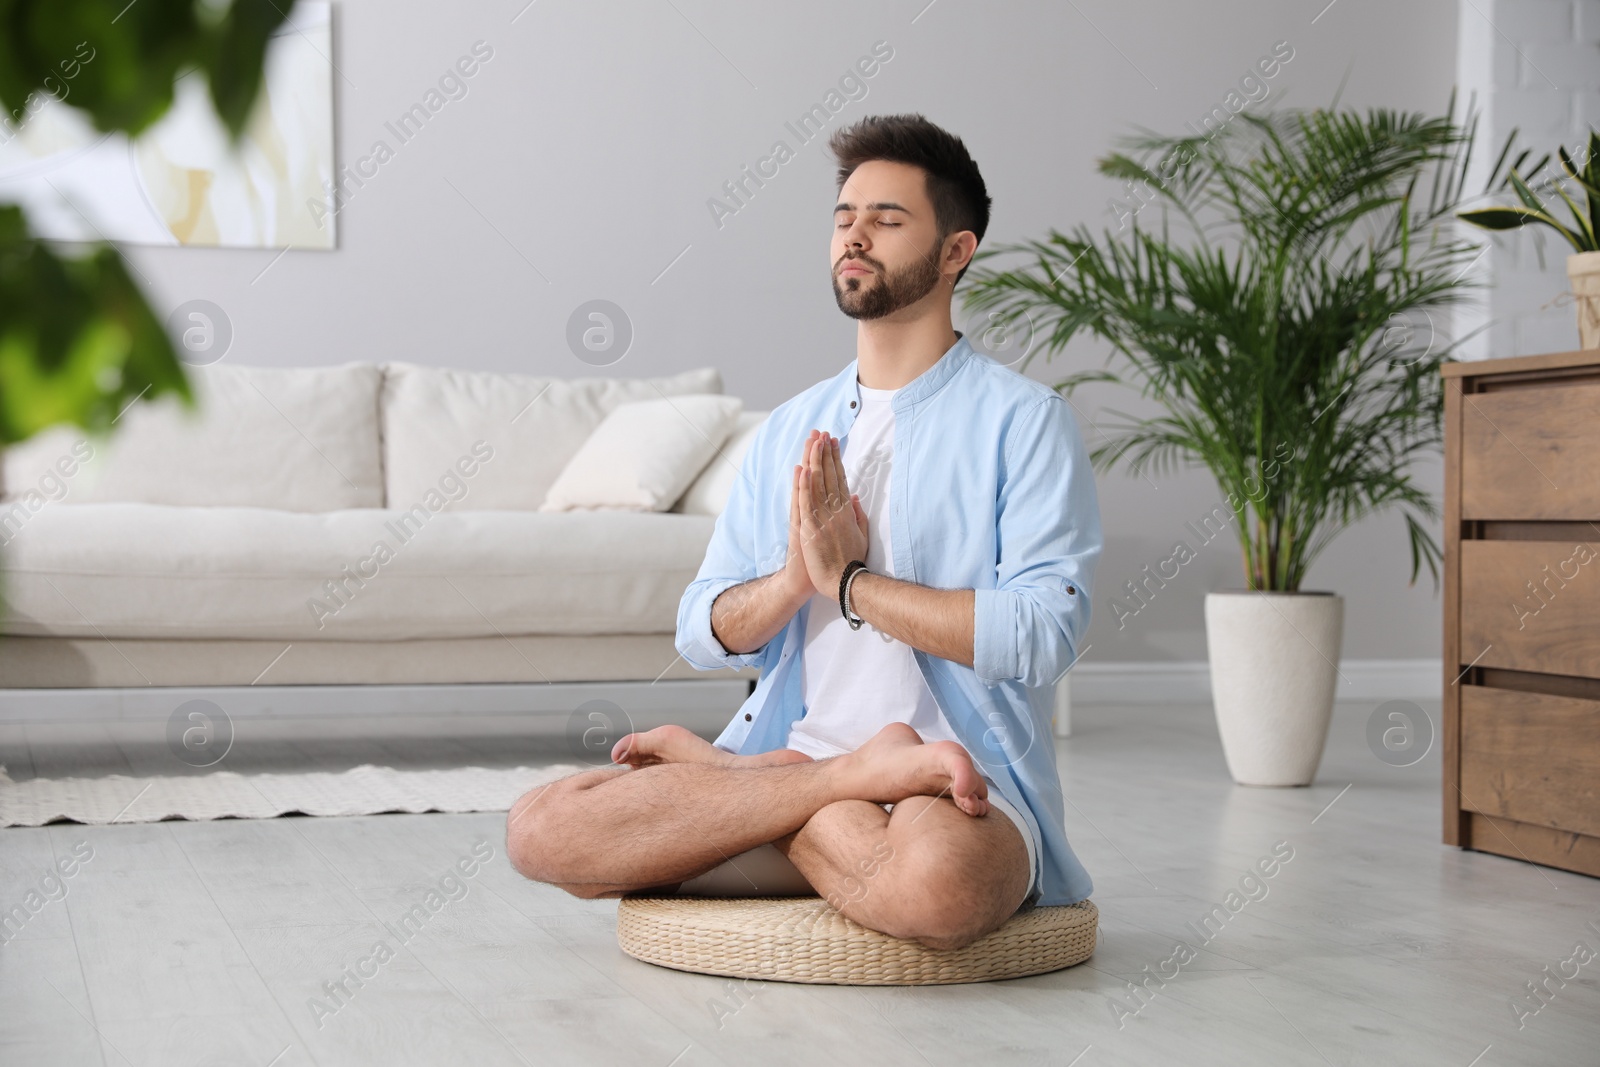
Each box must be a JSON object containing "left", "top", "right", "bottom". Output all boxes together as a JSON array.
[{"left": 830, "top": 331, "right": 973, "bottom": 434}]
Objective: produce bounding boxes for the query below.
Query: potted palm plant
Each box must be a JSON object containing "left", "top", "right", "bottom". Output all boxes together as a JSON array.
[
  {"left": 1457, "top": 130, "right": 1599, "bottom": 348},
  {"left": 963, "top": 97, "right": 1516, "bottom": 786}
]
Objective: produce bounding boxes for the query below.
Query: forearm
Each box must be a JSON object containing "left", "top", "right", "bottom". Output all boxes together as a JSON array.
[
  {"left": 848, "top": 571, "right": 975, "bottom": 668},
  {"left": 711, "top": 570, "right": 809, "bottom": 656}
]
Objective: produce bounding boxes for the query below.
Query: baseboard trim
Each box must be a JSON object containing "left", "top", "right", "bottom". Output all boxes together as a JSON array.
[
  {"left": 1067, "top": 659, "right": 1442, "bottom": 704},
  {"left": 0, "top": 678, "right": 751, "bottom": 730}
]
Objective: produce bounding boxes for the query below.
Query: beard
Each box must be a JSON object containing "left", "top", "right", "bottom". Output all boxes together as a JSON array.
[{"left": 832, "top": 239, "right": 944, "bottom": 320}]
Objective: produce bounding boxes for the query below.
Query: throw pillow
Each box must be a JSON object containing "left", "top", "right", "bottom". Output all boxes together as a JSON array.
[{"left": 539, "top": 394, "right": 744, "bottom": 512}]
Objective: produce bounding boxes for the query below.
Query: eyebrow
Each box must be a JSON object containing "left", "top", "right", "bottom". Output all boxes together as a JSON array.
[{"left": 833, "top": 201, "right": 912, "bottom": 214}]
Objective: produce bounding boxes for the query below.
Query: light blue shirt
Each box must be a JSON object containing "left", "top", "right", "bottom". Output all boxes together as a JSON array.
[{"left": 674, "top": 334, "right": 1103, "bottom": 906}]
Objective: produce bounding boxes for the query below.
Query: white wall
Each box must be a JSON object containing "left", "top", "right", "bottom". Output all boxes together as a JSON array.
[
  {"left": 113, "top": 0, "right": 1467, "bottom": 663},
  {"left": 1456, "top": 0, "right": 1597, "bottom": 360}
]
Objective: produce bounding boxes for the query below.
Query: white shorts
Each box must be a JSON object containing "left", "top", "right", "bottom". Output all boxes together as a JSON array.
[{"left": 673, "top": 775, "right": 1040, "bottom": 912}]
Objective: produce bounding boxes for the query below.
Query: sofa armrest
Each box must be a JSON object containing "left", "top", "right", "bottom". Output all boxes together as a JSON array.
[{"left": 671, "top": 410, "right": 768, "bottom": 516}]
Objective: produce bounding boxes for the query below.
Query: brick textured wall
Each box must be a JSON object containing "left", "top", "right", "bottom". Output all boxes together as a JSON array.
[{"left": 1456, "top": 0, "right": 1599, "bottom": 359}]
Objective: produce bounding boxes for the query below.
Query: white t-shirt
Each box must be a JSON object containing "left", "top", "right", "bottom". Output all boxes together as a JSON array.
[{"left": 785, "top": 379, "right": 970, "bottom": 760}]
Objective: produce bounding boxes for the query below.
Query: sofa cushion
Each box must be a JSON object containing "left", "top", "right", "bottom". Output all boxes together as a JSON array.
[
  {"left": 671, "top": 411, "right": 768, "bottom": 516},
  {"left": 381, "top": 363, "right": 721, "bottom": 511},
  {"left": 2, "top": 503, "right": 716, "bottom": 641},
  {"left": 1, "top": 363, "right": 384, "bottom": 512},
  {"left": 540, "top": 395, "right": 744, "bottom": 513}
]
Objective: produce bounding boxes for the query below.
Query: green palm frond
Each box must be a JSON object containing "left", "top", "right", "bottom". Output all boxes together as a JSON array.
[{"left": 964, "top": 97, "right": 1517, "bottom": 592}]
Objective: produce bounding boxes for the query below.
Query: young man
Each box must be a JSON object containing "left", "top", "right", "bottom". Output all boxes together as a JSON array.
[{"left": 507, "top": 114, "right": 1102, "bottom": 951}]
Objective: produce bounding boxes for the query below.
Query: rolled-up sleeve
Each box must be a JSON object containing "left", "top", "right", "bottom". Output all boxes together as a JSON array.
[
  {"left": 972, "top": 394, "right": 1102, "bottom": 689},
  {"left": 675, "top": 424, "right": 775, "bottom": 671}
]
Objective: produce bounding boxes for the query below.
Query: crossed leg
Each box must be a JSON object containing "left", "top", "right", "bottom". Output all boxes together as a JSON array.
[
  {"left": 771, "top": 793, "right": 1031, "bottom": 949},
  {"left": 506, "top": 722, "right": 1032, "bottom": 950}
]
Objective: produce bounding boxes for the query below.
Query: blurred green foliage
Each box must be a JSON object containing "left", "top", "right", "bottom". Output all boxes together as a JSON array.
[{"left": 0, "top": 0, "right": 294, "bottom": 446}]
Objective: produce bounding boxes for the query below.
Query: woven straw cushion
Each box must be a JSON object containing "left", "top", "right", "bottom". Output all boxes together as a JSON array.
[{"left": 616, "top": 894, "right": 1098, "bottom": 986}]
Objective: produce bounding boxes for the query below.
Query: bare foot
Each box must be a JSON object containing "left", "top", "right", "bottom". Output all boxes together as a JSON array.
[
  {"left": 610, "top": 724, "right": 816, "bottom": 769},
  {"left": 835, "top": 722, "right": 990, "bottom": 817}
]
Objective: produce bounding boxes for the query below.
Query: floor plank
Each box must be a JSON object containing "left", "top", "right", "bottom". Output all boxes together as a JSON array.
[{"left": 1, "top": 700, "right": 1597, "bottom": 1066}]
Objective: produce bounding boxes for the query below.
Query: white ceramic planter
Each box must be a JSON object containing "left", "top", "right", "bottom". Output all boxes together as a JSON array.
[
  {"left": 1568, "top": 251, "right": 1600, "bottom": 350},
  {"left": 1204, "top": 590, "right": 1344, "bottom": 787}
]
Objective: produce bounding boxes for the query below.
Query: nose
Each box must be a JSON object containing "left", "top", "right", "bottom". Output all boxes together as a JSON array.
[{"left": 841, "top": 218, "right": 868, "bottom": 252}]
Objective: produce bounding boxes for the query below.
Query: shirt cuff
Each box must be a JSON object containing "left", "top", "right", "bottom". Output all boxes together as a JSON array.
[
  {"left": 684, "top": 577, "right": 768, "bottom": 670},
  {"left": 972, "top": 586, "right": 1019, "bottom": 687}
]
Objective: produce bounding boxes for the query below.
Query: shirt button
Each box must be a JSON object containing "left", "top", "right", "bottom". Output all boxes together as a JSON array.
[
  {"left": 1067, "top": 585, "right": 1077, "bottom": 595},
  {"left": 849, "top": 401, "right": 857, "bottom": 408},
  {"left": 744, "top": 712, "right": 752, "bottom": 721}
]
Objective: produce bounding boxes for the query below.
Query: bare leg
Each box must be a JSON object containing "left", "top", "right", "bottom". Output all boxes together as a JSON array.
[
  {"left": 610, "top": 724, "right": 814, "bottom": 769},
  {"left": 507, "top": 722, "right": 988, "bottom": 898},
  {"left": 772, "top": 793, "right": 1031, "bottom": 950}
]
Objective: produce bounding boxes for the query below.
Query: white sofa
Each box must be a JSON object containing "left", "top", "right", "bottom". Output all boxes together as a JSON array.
[{"left": 0, "top": 361, "right": 766, "bottom": 689}]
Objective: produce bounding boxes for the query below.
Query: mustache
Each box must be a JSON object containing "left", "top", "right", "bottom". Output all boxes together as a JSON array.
[{"left": 835, "top": 252, "right": 883, "bottom": 275}]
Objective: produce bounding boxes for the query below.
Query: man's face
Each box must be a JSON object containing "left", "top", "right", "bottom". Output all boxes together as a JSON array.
[{"left": 831, "top": 160, "right": 950, "bottom": 320}]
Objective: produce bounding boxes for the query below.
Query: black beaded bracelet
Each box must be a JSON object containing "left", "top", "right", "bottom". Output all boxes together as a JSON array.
[{"left": 838, "top": 559, "right": 868, "bottom": 630}]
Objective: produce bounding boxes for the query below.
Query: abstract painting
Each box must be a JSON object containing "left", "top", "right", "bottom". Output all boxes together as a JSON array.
[{"left": 0, "top": 1, "right": 336, "bottom": 249}]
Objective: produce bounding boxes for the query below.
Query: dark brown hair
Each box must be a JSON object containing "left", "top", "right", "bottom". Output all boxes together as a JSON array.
[{"left": 828, "top": 113, "right": 991, "bottom": 285}]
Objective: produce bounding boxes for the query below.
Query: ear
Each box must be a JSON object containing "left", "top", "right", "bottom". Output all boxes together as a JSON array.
[{"left": 944, "top": 230, "right": 978, "bottom": 277}]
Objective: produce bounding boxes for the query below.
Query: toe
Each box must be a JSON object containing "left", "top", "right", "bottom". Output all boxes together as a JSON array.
[{"left": 612, "top": 731, "right": 654, "bottom": 765}]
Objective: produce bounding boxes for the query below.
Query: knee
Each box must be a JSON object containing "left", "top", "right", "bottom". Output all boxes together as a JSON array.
[
  {"left": 875, "top": 841, "right": 993, "bottom": 950},
  {"left": 507, "top": 773, "right": 634, "bottom": 897},
  {"left": 893, "top": 888, "right": 991, "bottom": 950},
  {"left": 505, "top": 780, "right": 566, "bottom": 883}
]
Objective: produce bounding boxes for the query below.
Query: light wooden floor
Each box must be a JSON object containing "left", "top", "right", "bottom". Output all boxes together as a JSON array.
[{"left": 2, "top": 700, "right": 1597, "bottom": 1067}]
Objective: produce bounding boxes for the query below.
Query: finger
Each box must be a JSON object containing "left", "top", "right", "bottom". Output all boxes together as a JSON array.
[
  {"left": 794, "top": 434, "right": 812, "bottom": 487},
  {"left": 834, "top": 443, "right": 852, "bottom": 500},
  {"left": 798, "top": 429, "right": 817, "bottom": 468},
  {"left": 833, "top": 437, "right": 850, "bottom": 503},
  {"left": 798, "top": 462, "right": 814, "bottom": 530},
  {"left": 786, "top": 468, "right": 800, "bottom": 565},
  {"left": 820, "top": 436, "right": 841, "bottom": 509},
  {"left": 794, "top": 467, "right": 810, "bottom": 549}
]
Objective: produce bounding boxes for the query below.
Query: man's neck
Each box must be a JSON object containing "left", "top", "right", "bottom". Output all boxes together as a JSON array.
[{"left": 854, "top": 310, "right": 960, "bottom": 391}]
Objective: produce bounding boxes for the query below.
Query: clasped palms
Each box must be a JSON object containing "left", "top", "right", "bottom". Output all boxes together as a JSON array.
[{"left": 783, "top": 430, "right": 869, "bottom": 603}]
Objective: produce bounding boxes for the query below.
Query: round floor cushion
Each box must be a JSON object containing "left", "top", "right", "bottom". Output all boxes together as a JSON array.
[{"left": 616, "top": 894, "right": 1098, "bottom": 986}]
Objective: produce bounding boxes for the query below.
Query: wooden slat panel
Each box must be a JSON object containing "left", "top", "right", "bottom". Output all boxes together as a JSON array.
[
  {"left": 1460, "top": 686, "right": 1600, "bottom": 839},
  {"left": 1441, "top": 346, "right": 1600, "bottom": 378},
  {"left": 1464, "top": 812, "right": 1600, "bottom": 879},
  {"left": 1460, "top": 382, "right": 1600, "bottom": 520},
  {"left": 1443, "top": 376, "right": 1465, "bottom": 846},
  {"left": 1460, "top": 539, "right": 1600, "bottom": 677}
]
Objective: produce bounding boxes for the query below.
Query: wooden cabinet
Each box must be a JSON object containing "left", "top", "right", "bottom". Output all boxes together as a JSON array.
[{"left": 1443, "top": 348, "right": 1600, "bottom": 879}]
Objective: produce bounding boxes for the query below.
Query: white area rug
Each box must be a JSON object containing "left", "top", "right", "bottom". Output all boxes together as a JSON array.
[{"left": 0, "top": 763, "right": 586, "bottom": 827}]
